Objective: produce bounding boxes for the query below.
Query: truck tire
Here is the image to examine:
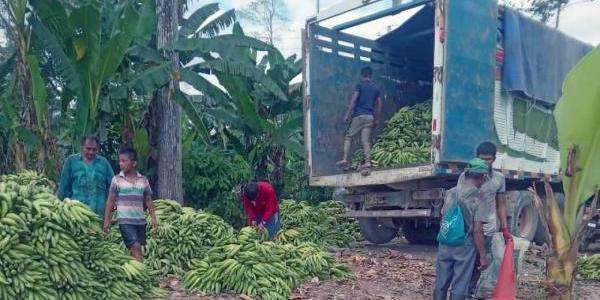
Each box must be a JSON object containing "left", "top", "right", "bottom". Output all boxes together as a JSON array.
[
  {"left": 534, "top": 193, "right": 565, "bottom": 245},
  {"left": 511, "top": 192, "right": 539, "bottom": 241},
  {"left": 358, "top": 218, "right": 398, "bottom": 244},
  {"left": 403, "top": 223, "right": 439, "bottom": 245}
]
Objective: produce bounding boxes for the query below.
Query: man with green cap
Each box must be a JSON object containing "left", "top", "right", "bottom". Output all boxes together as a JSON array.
[
  {"left": 433, "top": 158, "right": 491, "bottom": 300},
  {"left": 458, "top": 142, "right": 510, "bottom": 297}
]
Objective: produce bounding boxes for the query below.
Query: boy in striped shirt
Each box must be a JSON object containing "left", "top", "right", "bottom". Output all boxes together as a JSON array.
[{"left": 103, "top": 148, "right": 158, "bottom": 262}]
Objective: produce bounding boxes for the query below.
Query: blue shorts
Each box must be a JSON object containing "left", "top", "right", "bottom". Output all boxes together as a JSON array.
[{"left": 119, "top": 224, "right": 147, "bottom": 248}]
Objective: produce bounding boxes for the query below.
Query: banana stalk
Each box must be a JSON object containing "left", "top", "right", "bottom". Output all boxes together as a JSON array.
[{"left": 530, "top": 150, "right": 599, "bottom": 300}]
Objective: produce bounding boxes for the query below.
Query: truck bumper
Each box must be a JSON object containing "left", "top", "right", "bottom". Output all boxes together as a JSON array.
[{"left": 346, "top": 209, "right": 432, "bottom": 218}]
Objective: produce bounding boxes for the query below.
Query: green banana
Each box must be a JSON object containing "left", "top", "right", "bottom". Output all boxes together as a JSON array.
[
  {"left": 0, "top": 172, "right": 167, "bottom": 300},
  {"left": 578, "top": 254, "right": 600, "bottom": 279},
  {"left": 352, "top": 100, "right": 432, "bottom": 168}
]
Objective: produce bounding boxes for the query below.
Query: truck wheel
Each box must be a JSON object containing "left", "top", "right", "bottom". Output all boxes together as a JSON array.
[
  {"left": 358, "top": 218, "right": 398, "bottom": 244},
  {"left": 534, "top": 193, "right": 564, "bottom": 245},
  {"left": 511, "top": 192, "right": 539, "bottom": 241},
  {"left": 403, "top": 223, "right": 439, "bottom": 245}
]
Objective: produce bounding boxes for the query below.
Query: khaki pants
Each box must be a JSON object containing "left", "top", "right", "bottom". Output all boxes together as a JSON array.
[{"left": 343, "top": 115, "right": 373, "bottom": 162}]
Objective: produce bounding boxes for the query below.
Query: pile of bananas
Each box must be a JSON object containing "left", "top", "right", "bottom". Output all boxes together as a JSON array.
[
  {"left": 278, "top": 200, "right": 360, "bottom": 247},
  {"left": 578, "top": 254, "right": 600, "bottom": 279},
  {"left": 183, "top": 227, "right": 351, "bottom": 300},
  {"left": 0, "top": 171, "right": 165, "bottom": 300},
  {"left": 354, "top": 100, "right": 432, "bottom": 168},
  {"left": 107, "top": 199, "right": 236, "bottom": 276}
]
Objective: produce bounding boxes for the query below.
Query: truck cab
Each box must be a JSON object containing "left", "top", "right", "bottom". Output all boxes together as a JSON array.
[{"left": 302, "top": 0, "right": 591, "bottom": 244}]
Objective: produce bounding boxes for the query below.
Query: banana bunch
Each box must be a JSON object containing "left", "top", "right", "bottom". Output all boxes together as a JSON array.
[
  {"left": 106, "top": 199, "right": 237, "bottom": 276},
  {"left": 275, "top": 228, "right": 301, "bottom": 244},
  {"left": 279, "top": 200, "right": 360, "bottom": 247},
  {"left": 353, "top": 100, "right": 432, "bottom": 168},
  {"left": 153, "top": 199, "right": 183, "bottom": 222},
  {"left": 0, "top": 172, "right": 166, "bottom": 300},
  {"left": 578, "top": 254, "right": 600, "bottom": 279},
  {"left": 183, "top": 227, "right": 351, "bottom": 300},
  {"left": 0, "top": 171, "right": 54, "bottom": 190}
]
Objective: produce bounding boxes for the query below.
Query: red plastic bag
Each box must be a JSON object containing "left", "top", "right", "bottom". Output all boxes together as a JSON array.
[{"left": 493, "top": 239, "right": 517, "bottom": 300}]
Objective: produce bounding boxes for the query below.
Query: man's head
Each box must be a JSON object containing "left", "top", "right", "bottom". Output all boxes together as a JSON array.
[
  {"left": 476, "top": 141, "right": 497, "bottom": 168},
  {"left": 243, "top": 182, "right": 259, "bottom": 201},
  {"left": 81, "top": 135, "right": 100, "bottom": 161},
  {"left": 465, "top": 158, "right": 489, "bottom": 188},
  {"left": 361, "top": 66, "right": 373, "bottom": 79},
  {"left": 119, "top": 148, "right": 138, "bottom": 173}
]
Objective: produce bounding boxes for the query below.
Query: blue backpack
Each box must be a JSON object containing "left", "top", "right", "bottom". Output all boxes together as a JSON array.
[{"left": 437, "top": 200, "right": 467, "bottom": 246}]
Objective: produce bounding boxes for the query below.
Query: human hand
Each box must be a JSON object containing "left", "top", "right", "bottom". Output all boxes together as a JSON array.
[
  {"left": 502, "top": 226, "right": 513, "bottom": 242},
  {"left": 479, "top": 256, "right": 489, "bottom": 271},
  {"left": 257, "top": 222, "right": 266, "bottom": 232},
  {"left": 344, "top": 115, "right": 351, "bottom": 124},
  {"left": 152, "top": 218, "right": 159, "bottom": 232},
  {"left": 251, "top": 220, "right": 258, "bottom": 227},
  {"left": 103, "top": 222, "right": 111, "bottom": 234}
]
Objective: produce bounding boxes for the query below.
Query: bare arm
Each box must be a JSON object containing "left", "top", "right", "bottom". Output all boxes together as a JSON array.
[
  {"left": 496, "top": 193, "right": 508, "bottom": 229},
  {"left": 103, "top": 195, "right": 116, "bottom": 233},
  {"left": 145, "top": 196, "right": 158, "bottom": 231},
  {"left": 344, "top": 91, "right": 359, "bottom": 122},
  {"left": 473, "top": 221, "right": 488, "bottom": 270}
]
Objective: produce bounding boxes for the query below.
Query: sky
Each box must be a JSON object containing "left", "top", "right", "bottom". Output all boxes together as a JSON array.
[
  {"left": 204, "top": 0, "right": 600, "bottom": 58},
  {"left": 182, "top": 0, "right": 599, "bottom": 94}
]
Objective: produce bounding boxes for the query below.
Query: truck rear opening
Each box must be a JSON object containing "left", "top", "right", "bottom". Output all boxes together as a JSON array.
[
  {"left": 304, "top": 2, "right": 437, "bottom": 185},
  {"left": 305, "top": 0, "right": 592, "bottom": 245}
]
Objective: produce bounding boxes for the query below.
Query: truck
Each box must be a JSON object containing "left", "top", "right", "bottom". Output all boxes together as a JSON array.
[{"left": 302, "top": 0, "right": 593, "bottom": 244}]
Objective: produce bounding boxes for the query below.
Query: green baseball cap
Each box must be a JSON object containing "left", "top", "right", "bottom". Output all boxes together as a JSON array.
[{"left": 467, "top": 158, "right": 489, "bottom": 174}]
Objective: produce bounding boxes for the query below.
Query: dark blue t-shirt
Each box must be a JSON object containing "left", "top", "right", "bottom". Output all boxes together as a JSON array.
[{"left": 353, "top": 80, "right": 381, "bottom": 116}]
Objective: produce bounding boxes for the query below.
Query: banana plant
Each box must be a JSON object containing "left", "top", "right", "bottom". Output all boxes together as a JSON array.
[
  {"left": 121, "top": 3, "right": 285, "bottom": 147},
  {"left": 30, "top": 0, "right": 153, "bottom": 144},
  {"left": 530, "top": 46, "right": 600, "bottom": 300},
  {"left": 193, "top": 23, "right": 303, "bottom": 188},
  {"left": 0, "top": 0, "right": 52, "bottom": 174}
]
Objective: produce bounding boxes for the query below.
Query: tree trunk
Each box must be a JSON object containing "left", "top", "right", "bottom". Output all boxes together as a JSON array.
[
  {"left": 16, "top": 53, "right": 37, "bottom": 171},
  {"left": 151, "top": 0, "right": 183, "bottom": 202},
  {"left": 271, "top": 146, "right": 286, "bottom": 192}
]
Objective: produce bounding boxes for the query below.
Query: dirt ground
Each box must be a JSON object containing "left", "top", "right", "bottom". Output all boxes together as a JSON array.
[{"left": 163, "top": 239, "right": 600, "bottom": 300}]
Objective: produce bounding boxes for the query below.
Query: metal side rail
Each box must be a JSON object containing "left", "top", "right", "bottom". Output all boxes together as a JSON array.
[{"left": 346, "top": 209, "right": 432, "bottom": 218}]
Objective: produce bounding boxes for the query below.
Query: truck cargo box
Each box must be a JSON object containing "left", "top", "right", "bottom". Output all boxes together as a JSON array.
[{"left": 303, "top": 0, "right": 589, "bottom": 188}]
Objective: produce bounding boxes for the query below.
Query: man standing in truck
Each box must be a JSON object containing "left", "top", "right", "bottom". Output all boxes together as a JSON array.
[
  {"left": 336, "top": 66, "right": 383, "bottom": 171},
  {"left": 457, "top": 141, "right": 511, "bottom": 296}
]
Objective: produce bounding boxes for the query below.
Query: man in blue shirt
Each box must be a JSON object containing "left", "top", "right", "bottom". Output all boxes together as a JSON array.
[
  {"left": 58, "top": 135, "right": 114, "bottom": 218},
  {"left": 336, "top": 66, "right": 383, "bottom": 170}
]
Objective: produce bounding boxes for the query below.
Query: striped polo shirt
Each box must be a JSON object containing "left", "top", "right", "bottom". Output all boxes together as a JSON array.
[{"left": 109, "top": 172, "right": 152, "bottom": 225}]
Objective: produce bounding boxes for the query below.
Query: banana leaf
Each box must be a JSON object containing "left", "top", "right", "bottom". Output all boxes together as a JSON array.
[
  {"left": 554, "top": 46, "right": 600, "bottom": 234},
  {"left": 134, "top": 0, "right": 156, "bottom": 44},
  {"left": 179, "top": 3, "right": 220, "bottom": 37},
  {"left": 198, "top": 9, "right": 236, "bottom": 37},
  {"left": 31, "top": 19, "right": 81, "bottom": 91},
  {"left": 28, "top": 55, "right": 48, "bottom": 129}
]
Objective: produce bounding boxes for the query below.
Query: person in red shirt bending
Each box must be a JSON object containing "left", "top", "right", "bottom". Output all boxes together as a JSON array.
[{"left": 241, "top": 181, "right": 281, "bottom": 238}]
